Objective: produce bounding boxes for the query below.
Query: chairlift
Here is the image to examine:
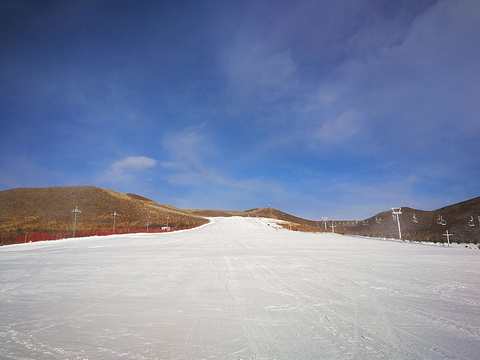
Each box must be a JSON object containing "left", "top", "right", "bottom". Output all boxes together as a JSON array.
[
  {"left": 375, "top": 216, "right": 381, "bottom": 224},
  {"left": 412, "top": 214, "right": 418, "bottom": 224},
  {"left": 362, "top": 220, "right": 369, "bottom": 226},
  {"left": 437, "top": 215, "right": 447, "bottom": 226},
  {"left": 392, "top": 213, "right": 397, "bottom": 221},
  {"left": 468, "top": 216, "right": 475, "bottom": 227}
]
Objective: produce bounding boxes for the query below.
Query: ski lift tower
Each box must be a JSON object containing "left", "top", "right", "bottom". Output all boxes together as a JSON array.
[
  {"left": 392, "top": 207, "right": 402, "bottom": 240},
  {"left": 322, "top": 217, "right": 328, "bottom": 230},
  {"left": 330, "top": 222, "right": 337, "bottom": 233}
]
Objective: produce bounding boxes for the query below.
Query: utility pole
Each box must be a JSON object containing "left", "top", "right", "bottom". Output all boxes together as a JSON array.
[
  {"left": 72, "top": 206, "right": 81, "bottom": 238},
  {"left": 392, "top": 208, "right": 402, "bottom": 240},
  {"left": 112, "top": 211, "right": 119, "bottom": 234},
  {"left": 443, "top": 230, "right": 453, "bottom": 247}
]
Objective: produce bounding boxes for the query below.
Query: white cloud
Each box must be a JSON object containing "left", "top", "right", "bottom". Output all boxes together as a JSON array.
[
  {"left": 315, "top": 110, "right": 363, "bottom": 144},
  {"left": 161, "top": 126, "right": 211, "bottom": 171},
  {"left": 159, "top": 126, "right": 222, "bottom": 186},
  {"left": 111, "top": 156, "right": 157, "bottom": 171},
  {"left": 317, "top": 89, "right": 338, "bottom": 105},
  {"left": 221, "top": 41, "right": 297, "bottom": 99},
  {"left": 335, "top": 0, "right": 480, "bottom": 132},
  {"left": 159, "top": 126, "right": 267, "bottom": 192},
  {"left": 100, "top": 156, "right": 157, "bottom": 184}
]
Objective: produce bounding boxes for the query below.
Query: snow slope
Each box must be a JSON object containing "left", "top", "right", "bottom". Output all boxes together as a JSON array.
[{"left": 1, "top": 216, "right": 479, "bottom": 359}]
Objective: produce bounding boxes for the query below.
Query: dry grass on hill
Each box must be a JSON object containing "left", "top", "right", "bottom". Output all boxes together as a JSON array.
[
  {"left": 0, "top": 186, "right": 207, "bottom": 235},
  {"left": 2, "top": 186, "right": 478, "bottom": 244}
]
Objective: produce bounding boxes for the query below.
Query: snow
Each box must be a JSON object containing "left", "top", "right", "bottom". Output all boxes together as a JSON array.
[{"left": 1, "top": 216, "right": 479, "bottom": 360}]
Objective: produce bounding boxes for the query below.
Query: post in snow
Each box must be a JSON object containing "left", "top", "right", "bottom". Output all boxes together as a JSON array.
[
  {"left": 162, "top": 216, "right": 171, "bottom": 231},
  {"left": 72, "top": 206, "right": 81, "bottom": 238},
  {"left": 112, "top": 211, "right": 119, "bottom": 234},
  {"left": 392, "top": 207, "right": 402, "bottom": 240},
  {"left": 443, "top": 230, "right": 453, "bottom": 247}
]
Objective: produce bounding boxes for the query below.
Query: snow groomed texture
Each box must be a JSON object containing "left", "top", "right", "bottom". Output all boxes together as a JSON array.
[{"left": 1, "top": 217, "right": 479, "bottom": 359}]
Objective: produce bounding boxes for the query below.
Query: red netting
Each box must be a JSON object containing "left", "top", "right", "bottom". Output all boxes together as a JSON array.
[{"left": 0, "top": 225, "right": 203, "bottom": 246}]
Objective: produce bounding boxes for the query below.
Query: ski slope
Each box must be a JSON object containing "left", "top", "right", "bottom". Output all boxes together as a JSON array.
[{"left": 1, "top": 216, "right": 479, "bottom": 359}]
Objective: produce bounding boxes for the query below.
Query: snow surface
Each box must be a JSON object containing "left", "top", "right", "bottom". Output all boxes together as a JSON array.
[{"left": 1, "top": 216, "right": 479, "bottom": 360}]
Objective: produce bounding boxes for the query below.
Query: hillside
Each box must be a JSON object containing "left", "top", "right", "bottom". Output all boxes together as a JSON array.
[
  {"left": 0, "top": 186, "right": 207, "bottom": 238},
  {"left": 1, "top": 186, "right": 478, "bottom": 244},
  {"left": 337, "top": 197, "right": 480, "bottom": 243},
  {"left": 187, "top": 207, "right": 323, "bottom": 232},
  {"left": 189, "top": 198, "right": 480, "bottom": 243}
]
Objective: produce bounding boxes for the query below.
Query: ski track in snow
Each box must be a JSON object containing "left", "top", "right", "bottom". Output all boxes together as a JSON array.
[{"left": 1, "top": 216, "right": 479, "bottom": 360}]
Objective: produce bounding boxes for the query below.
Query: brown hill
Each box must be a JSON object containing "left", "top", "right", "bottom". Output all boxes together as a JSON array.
[
  {"left": 2, "top": 186, "right": 477, "bottom": 245},
  {"left": 337, "top": 197, "right": 480, "bottom": 243},
  {"left": 187, "top": 209, "right": 245, "bottom": 217},
  {"left": 188, "top": 198, "right": 480, "bottom": 243},
  {"left": 0, "top": 186, "right": 207, "bottom": 236},
  {"left": 186, "top": 207, "right": 324, "bottom": 232}
]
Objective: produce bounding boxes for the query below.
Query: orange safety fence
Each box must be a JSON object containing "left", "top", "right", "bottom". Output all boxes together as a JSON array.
[{"left": 0, "top": 225, "right": 204, "bottom": 246}]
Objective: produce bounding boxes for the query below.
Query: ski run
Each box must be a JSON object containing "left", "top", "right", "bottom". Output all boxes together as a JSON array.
[{"left": 1, "top": 216, "right": 479, "bottom": 359}]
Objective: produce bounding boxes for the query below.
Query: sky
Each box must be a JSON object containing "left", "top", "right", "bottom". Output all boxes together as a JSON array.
[{"left": 1, "top": 0, "right": 479, "bottom": 220}]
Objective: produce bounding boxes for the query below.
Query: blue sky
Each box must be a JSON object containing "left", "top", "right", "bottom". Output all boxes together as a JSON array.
[{"left": 1, "top": 0, "right": 479, "bottom": 220}]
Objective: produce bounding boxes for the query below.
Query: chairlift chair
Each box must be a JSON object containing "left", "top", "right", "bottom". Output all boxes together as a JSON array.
[
  {"left": 437, "top": 215, "right": 447, "bottom": 226},
  {"left": 468, "top": 216, "right": 475, "bottom": 227}
]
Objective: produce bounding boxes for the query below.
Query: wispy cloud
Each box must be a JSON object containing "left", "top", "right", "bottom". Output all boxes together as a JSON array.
[
  {"left": 111, "top": 156, "right": 157, "bottom": 171},
  {"left": 100, "top": 156, "right": 157, "bottom": 184},
  {"left": 221, "top": 41, "right": 297, "bottom": 104},
  {"left": 315, "top": 110, "right": 363, "bottom": 144},
  {"left": 159, "top": 126, "right": 269, "bottom": 193},
  {"left": 158, "top": 125, "right": 224, "bottom": 186}
]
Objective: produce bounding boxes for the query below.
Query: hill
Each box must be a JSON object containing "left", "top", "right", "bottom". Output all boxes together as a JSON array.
[
  {"left": 337, "top": 197, "right": 480, "bottom": 243},
  {"left": 0, "top": 186, "right": 207, "bottom": 241},
  {"left": 187, "top": 206, "right": 323, "bottom": 232},
  {"left": 1, "top": 186, "right": 478, "bottom": 245},
  {"left": 189, "top": 198, "right": 480, "bottom": 243}
]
